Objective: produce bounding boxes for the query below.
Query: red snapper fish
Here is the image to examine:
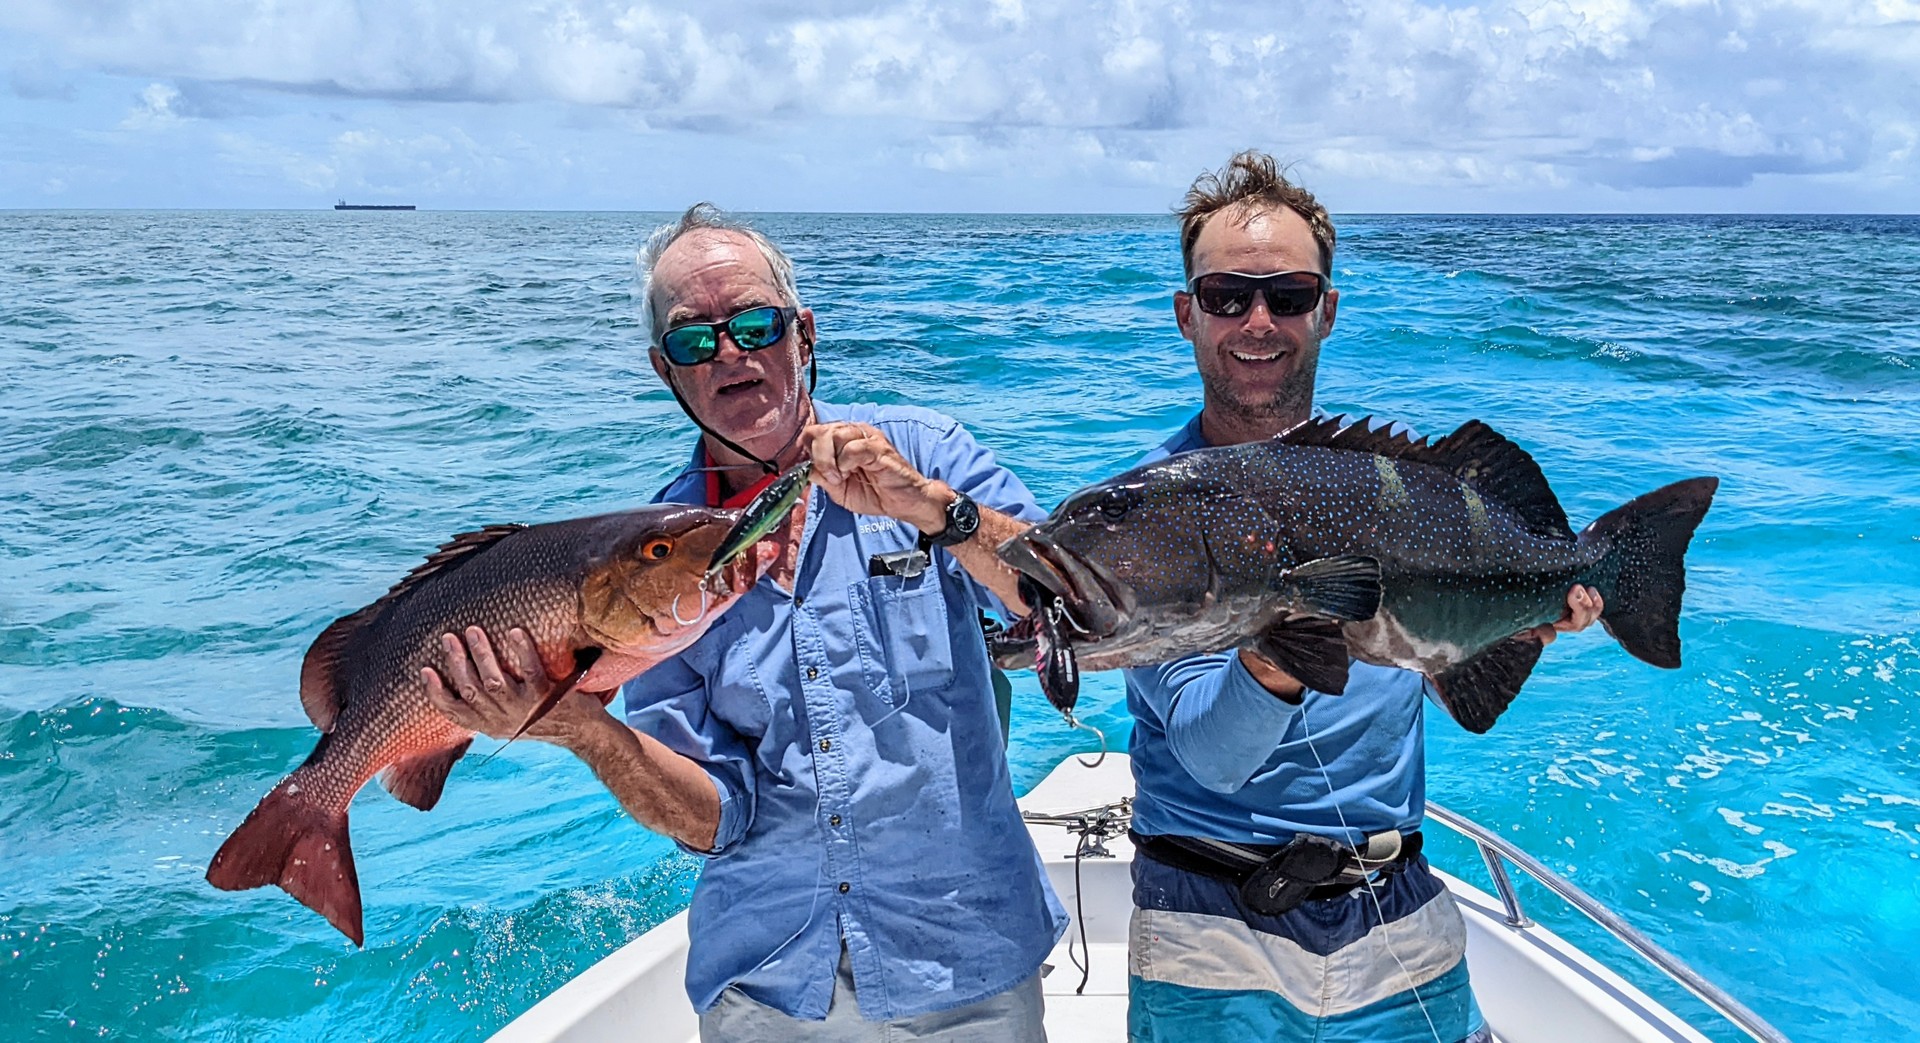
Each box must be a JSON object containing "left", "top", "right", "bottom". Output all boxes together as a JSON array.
[{"left": 207, "top": 503, "right": 779, "bottom": 945}]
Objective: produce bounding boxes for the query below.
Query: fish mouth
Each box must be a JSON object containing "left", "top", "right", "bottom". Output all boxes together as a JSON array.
[{"left": 996, "top": 530, "right": 1133, "bottom": 641}]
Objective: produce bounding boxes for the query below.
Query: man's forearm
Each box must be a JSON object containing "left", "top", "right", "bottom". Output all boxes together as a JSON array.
[
  {"left": 559, "top": 712, "right": 723, "bottom": 851},
  {"left": 1163, "top": 655, "right": 1302, "bottom": 793},
  {"left": 947, "top": 503, "right": 1031, "bottom": 613}
]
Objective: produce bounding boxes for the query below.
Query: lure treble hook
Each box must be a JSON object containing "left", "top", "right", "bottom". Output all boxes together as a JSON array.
[{"left": 1063, "top": 710, "right": 1107, "bottom": 769}]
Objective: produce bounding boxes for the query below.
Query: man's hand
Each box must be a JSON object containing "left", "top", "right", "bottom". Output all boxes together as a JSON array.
[
  {"left": 424, "top": 626, "right": 721, "bottom": 849},
  {"left": 1526, "top": 585, "right": 1604, "bottom": 646},
  {"left": 802, "top": 421, "right": 950, "bottom": 534},
  {"left": 1238, "top": 648, "right": 1306, "bottom": 704},
  {"left": 421, "top": 626, "right": 606, "bottom": 747},
  {"left": 801, "top": 420, "right": 1037, "bottom": 610}
]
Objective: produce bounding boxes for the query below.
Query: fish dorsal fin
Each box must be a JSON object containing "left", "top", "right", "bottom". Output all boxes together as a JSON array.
[
  {"left": 375, "top": 524, "right": 528, "bottom": 608},
  {"left": 1276, "top": 415, "right": 1573, "bottom": 540},
  {"left": 1275, "top": 413, "right": 1426, "bottom": 457},
  {"left": 296, "top": 524, "right": 526, "bottom": 731},
  {"left": 1426, "top": 421, "right": 1573, "bottom": 540}
]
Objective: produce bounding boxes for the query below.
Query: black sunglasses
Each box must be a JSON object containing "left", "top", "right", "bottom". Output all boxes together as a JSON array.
[
  {"left": 1186, "top": 271, "right": 1330, "bottom": 318},
  {"left": 657, "top": 305, "right": 795, "bottom": 366}
]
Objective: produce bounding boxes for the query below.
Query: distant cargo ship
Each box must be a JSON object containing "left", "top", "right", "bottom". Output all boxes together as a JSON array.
[{"left": 334, "top": 200, "right": 416, "bottom": 211}]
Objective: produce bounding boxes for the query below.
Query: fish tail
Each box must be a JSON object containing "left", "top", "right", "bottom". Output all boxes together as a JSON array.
[
  {"left": 1588, "top": 476, "right": 1719, "bottom": 668},
  {"left": 205, "top": 767, "right": 364, "bottom": 947}
]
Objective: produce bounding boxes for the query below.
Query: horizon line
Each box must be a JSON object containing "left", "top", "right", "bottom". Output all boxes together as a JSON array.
[{"left": 6, "top": 206, "right": 1919, "bottom": 218}]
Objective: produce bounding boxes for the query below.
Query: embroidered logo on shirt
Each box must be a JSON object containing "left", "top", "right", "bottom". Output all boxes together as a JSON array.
[{"left": 858, "top": 519, "right": 898, "bottom": 534}]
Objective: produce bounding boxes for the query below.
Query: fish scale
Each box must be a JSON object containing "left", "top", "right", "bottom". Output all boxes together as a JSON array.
[
  {"left": 997, "top": 416, "right": 1717, "bottom": 734},
  {"left": 207, "top": 503, "right": 777, "bottom": 946}
]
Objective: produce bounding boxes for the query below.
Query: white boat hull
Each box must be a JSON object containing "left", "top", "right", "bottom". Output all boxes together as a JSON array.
[{"left": 491, "top": 755, "right": 1712, "bottom": 1043}]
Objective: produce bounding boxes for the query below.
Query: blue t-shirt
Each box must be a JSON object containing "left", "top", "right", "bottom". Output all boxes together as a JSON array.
[
  {"left": 1124, "top": 412, "right": 1433, "bottom": 846},
  {"left": 622, "top": 401, "right": 1068, "bottom": 1021}
]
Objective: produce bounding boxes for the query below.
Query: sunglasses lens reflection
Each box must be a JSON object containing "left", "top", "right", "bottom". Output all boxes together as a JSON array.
[
  {"left": 659, "top": 306, "right": 789, "bottom": 366},
  {"left": 1191, "top": 274, "right": 1325, "bottom": 318},
  {"left": 729, "top": 308, "right": 785, "bottom": 349},
  {"left": 662, "top": 327, "right": 718, "bottom": 365}
]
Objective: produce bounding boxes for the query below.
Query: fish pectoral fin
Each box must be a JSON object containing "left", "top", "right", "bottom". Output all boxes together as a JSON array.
[
  {"left": 377, "top": 738, "right": 475, "bottom": 811},
  {"left": 1247, "top": 617, "right": 1352, "bottom": 694},
  {"left": 503, "top": 647, "right": 605, "bottom": 746},
  {"left": 1275, "top": 555, "right": 1383, "bottom": 622},
  {"left": 1431, "top": 635, "right": 1544, "bottom": 734}
]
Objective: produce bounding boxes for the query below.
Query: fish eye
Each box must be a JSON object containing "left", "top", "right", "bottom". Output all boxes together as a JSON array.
[
  {"left": 642, "top": 537, "right": 675, "bottom": 560},
  {"left": 1098, "top": 489, "right": 1137, "bottom": 521}
]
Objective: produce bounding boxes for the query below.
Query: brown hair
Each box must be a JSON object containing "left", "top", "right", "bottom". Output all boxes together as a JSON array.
[{"left": 1178, "top": 150, "right": 1335, "bottom": 278}]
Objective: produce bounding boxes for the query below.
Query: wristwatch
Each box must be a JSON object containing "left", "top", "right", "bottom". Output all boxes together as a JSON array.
[{"left": 921, "top": 490, "right": 981, "bottom": 550}]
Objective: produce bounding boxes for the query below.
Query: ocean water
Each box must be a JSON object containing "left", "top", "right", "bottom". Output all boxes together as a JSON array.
[{"left": 2, "top": 210, "right": 1916, "bottom": 1042}]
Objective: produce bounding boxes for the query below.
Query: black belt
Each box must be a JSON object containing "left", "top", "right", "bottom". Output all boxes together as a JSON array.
[{"left": 1132, "top": 829, "right": 1423, "bottom": 916}]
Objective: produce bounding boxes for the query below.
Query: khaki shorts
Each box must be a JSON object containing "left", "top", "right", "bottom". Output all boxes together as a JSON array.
[{"left": 700, "top": 947, "right": 1047, "bottom": 1043}]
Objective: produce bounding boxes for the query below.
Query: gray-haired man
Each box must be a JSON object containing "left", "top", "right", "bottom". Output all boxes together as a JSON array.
[{"left": 426, "top": 205, "right": 1066, "bottom": 1041}]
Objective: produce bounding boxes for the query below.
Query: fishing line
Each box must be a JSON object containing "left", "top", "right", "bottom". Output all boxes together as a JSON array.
[
  {"left": 866, "top": 565, "right": 920, "bottom": 731},
  {"left": 661, "top": 326, "right": 818, "bottom": 479},
  {"left": 647, "top": 335, "right": 839, "bottom": 990},
  {"left": 1298, "top": 704, "right": 1446, "bottom": 1043},
  {"left": 1069, "top": 828, "right": 1093, "bottom": 994},
  {"left": 732, "top": 781, "right": 832, "bottom": 984}
]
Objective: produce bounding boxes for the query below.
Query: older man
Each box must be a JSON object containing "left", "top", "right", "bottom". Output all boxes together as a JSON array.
[
  {"left": 1122, "top": 153, "right": 1602, "bottom": 1043},
  {"left": 429, "top": 204, "right": 1064, "bottom": 1041}
]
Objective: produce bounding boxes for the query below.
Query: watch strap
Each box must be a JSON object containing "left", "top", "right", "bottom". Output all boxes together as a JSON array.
[{"left": 923, "top": 490, "right": 979, "bottom": 549}]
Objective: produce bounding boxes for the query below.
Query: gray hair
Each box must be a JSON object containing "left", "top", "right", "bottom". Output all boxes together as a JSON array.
[{"left": 635, "top": 203, "right": 802, "bottom": 345}]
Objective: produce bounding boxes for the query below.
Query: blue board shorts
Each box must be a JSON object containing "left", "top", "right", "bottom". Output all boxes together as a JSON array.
[{"left": 1128, "top": 849, "right": 1488, "bottom": 1043}]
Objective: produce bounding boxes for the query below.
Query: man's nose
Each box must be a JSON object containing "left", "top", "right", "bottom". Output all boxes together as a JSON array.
[
  {"left": 712, "top": 327, "right": 751, "bottom": 362},
  {"left": 1241, "top": 292, "right": 1278, "bottom": 333}
]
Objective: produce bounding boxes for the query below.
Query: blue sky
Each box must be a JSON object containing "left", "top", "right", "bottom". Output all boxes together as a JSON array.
[{"left": 3, "top": 0, "right": 1916, "bottom": 212}]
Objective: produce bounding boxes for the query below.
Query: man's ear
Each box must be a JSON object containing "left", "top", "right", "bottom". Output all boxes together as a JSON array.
[
  {"left": 1173, "top": 290, "right": 1196, "bottom": 342},
  {"left": 1319, "top": 287, "right": 1339, "bottom": 339},
  {"left": 648, "top": 346, "right": 671, "bottom": 384},
  {"left": 797, "top": 308, "right": 816, "bottom": 357}
]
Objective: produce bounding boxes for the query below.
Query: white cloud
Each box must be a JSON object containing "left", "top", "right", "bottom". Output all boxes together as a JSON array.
[
  {"left": 3, "top": 0, "right": 1917, "bottom": 206},
  {"left": 120, "top": 80, "right": 183, "bottom": 128}
]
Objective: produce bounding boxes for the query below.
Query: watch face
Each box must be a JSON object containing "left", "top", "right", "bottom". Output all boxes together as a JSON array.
[
  {"left": 950, "top": 495, "right": 980, "bottom": 535},
  {"left": 935, "top": 493, "right": 979, "bottom": 546}
]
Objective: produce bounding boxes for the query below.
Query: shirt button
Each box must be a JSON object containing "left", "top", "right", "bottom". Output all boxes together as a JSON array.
[
  {"left": 806, "top": 666, "right": 819, "bottom": 680},
  {"left": 818, "top": 739, "right": 831, "bottom": 753},
  {"left": 838, "top": 882, "right": 851, "bottom": 894},
  {"left": 794, "top": 596, "right": 805, "bottom": 608},
  {"left": 829, "top": 814, "right": 842, "bottom": 827}
]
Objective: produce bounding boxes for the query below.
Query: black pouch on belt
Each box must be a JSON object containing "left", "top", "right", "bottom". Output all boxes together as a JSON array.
[{"left": 1239, "top": 833, "right": 1350, "bottom": 917}]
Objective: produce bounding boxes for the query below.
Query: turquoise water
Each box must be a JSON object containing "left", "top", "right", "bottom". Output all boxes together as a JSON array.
[{"left": 3, "top": 211, "right": 1916, "bottom": 1041}]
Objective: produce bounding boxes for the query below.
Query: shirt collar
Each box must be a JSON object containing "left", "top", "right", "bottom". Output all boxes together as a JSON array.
[
  {"left": 1177, "top": 405, "right": 1333, "bottom": 452},
  {"left": 658, "top": 399, "right": 848, "bottom": 506}
]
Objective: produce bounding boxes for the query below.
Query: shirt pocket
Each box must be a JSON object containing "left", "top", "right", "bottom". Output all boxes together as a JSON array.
[{"left": 851, "top": 570, "right": 956, "bottom": 703}]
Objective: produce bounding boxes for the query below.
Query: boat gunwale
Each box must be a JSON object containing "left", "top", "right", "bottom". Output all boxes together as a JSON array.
[{"left": 1424, "top": 801, "right": 1790, "bottom": 1043}]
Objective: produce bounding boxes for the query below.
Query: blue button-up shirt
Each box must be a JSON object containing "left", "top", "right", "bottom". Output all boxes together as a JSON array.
[
  {"left": 1125, "top": 412, "right": 1436, "bottom": 846},
  {"left": 622, "top": 401, "right": 1068, "bottom": 1021}
]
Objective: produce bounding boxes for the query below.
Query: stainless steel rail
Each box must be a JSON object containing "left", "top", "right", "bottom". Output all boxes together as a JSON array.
[{"left": 1424, "top": 802, "right": 1790, "bottom": 1043}]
